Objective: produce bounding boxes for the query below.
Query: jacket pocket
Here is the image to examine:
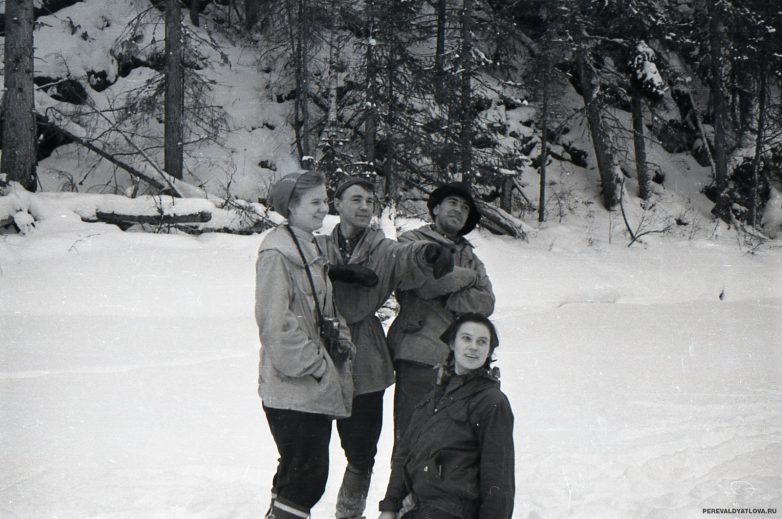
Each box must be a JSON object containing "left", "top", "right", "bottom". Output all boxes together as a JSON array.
[{"left": 445, "top": 403, "right": 469, "bottom": 423}]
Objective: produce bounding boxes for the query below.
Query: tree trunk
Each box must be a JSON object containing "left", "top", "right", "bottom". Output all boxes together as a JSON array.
[
  {"left": 298, "top": 0, "right": 311, "bottom": 159},
  {"left": 500, "top": 176, "right": 513, "bottom": 213},
  {"left": 737, "top": 62, "right": 754, "bottom": 142},
  {"left": 382, "top": 39, "right": 397, "bottom": 206},
  {"left": 189, "top": 0, "right": 200, "bottom": 26},
  {"left": 326, "top": 0, "right": 339, "bottom": 131},
  {"left": 538, "top": 30, "right": 552, "bottom": 223},
  {"left": 434, "top": 0, "right": 447, "bottom": 104},
  {"left": 245, "top": 0, "right": 260, "bottom": 29},
  {"left": 458, "top": 0, "right": 473, "bottom": 185},
  {"left": 709, "top": 3, "right": 729, "bottom": 217},
  {"left": 2, "top": 0, "right": 37, "bottom": 191},
  {"left": 750, "top": 56, "right": 767, "bottom": 228},
  {"left": 631, "top": 86, "right": 651, "bottom": 200},
  {"left": 364, "top": 0, "right": 377, "bottom": 167},
  {"left": 284, "top": 0, "right": 311, "bottom": 160},
  {"left": 576, "top": 44, "right": 619, "bottom": 209},
  {"left": 165, "top": 0, "right": 185, "bottom": 180}
]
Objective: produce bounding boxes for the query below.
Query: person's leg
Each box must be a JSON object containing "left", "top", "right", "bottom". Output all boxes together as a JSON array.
[
  {"left": 393, "top": 361, "right": 435, "bottom": 443},
  {"left": 264, "top": 405, "right": 333, "bottom": 518},
  {"left": 335, "top": 390, "right": 384, "bottom": 518}
]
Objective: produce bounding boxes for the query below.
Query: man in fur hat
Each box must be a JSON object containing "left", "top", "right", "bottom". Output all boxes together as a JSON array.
[{"left": 387, "top": 181, "right": 495, "bottom": 444}]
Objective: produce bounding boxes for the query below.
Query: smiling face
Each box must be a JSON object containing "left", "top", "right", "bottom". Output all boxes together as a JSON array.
[
  {"left": 433, "top": 195, "right": 471, "bottom": 238},
  {"left": 450, "top": 321, "right": 492, "bottom": 375},
  {"left": 334, "top": 184, "right": 375, "bottom": 238},
  {"left": 287, "top": 184, "right": 329, "bottom": 233}
]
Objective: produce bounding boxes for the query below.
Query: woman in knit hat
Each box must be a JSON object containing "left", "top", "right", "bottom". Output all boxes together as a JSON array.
[
  {"left": 379, "top": 313, "right": 515, "bottom": 519},
  {"left": 255, "top": 170, "right": 356, "bottom": 519}
]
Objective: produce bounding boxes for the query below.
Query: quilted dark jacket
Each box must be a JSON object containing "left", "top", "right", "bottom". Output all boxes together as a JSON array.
[{"left": 380, "top": 368, "right": 515, "bottom": 518}]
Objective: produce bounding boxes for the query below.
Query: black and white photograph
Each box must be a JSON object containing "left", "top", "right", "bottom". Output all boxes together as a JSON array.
[{"left": 1, "top": 0, "right": 780, "bottom": 517}]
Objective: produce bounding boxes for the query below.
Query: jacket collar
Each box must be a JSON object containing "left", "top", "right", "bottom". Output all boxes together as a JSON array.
[
  {"left": 432, "top": 367, "right": 499, "bottom": 410},
  {"left": 416, "top": 224, "right": 474, "bottom": 249},
  {"left": 259, "top": 225, "right": 325, "bottom": 267},
  {"left": 330, "top": 225, "right": 385, "bottom": 264}
]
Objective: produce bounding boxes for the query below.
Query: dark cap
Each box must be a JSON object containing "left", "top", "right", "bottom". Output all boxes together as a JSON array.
[
  {"left": 427, "top": 182, "right": 481, "bottom": 235},
  {"left": 334, "top": 175, "right": 375, "bottom": 199}
]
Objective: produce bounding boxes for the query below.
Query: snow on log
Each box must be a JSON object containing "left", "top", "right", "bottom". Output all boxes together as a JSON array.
[
  {"left": 91, "top": 210, "right": 212, "bottom": 226},
  {"left": 475, "top": 200, "right": 531, "bottom": 240}
]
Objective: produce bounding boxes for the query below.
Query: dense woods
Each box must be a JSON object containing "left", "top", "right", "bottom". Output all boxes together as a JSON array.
[{"left": 1, "top": 0, "right": 781, "bottom": 236}]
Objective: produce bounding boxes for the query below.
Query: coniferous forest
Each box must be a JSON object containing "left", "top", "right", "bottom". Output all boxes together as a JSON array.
[{"left": 1, "top": 0, "right": 781, "bottom": 238}]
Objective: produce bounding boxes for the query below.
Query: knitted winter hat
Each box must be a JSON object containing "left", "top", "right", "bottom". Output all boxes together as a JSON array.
[
  {"left": 268, "top": 171, "right": 306, "bottom": 218},
  {"left": 427, "top": 182, "right": 481, "bottom": 235}
]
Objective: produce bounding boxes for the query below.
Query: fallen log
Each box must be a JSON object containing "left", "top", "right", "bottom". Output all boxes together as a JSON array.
[
  {"left": 87, "top": 210, "right": 212, "bottom": 229},
  {"left": 475, "top": 200, "right": 530, "bottom": 240}
]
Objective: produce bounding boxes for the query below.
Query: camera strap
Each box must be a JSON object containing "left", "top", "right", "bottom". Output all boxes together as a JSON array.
[{"left": 286, "top": 225, "right": 327, "bottom": 326}]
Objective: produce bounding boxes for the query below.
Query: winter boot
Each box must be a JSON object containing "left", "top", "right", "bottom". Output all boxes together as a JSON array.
[
  {"left": 267, "top": 496, "right": 310, "bottom": 519},
  {"left": 263, "top": 491, "right": 277, "bottom": 519},
  {"left": 335, "top": 464, "right": 372, "bottom": 519}
]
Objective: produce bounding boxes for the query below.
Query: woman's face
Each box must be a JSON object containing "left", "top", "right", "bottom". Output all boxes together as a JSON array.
[
  {"left": 451, "top": 321, "right": 492, "bottom": 375},
  {"left": 288, "top": 184, "right": 329, "bottom": 233}
]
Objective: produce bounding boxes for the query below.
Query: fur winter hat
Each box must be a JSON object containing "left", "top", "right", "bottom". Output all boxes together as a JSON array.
[
  {"left": 427, "top": 182, "right": 481, "bottom": 235},
  {"left": 268, "top": 171, "right": 306, "bottom": 218}
]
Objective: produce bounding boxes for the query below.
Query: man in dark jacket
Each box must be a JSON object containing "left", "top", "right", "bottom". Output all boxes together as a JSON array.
[
  {"left": 387, "top": 182, "right": 495, "bottom": 443},
  {"left": 315, "top": 176, "right": 454, "bottom": 519}
]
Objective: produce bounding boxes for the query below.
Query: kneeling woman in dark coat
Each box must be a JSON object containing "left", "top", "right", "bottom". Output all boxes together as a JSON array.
[{"left": 379, "top": 313, "right": 515, "bottom": 519}]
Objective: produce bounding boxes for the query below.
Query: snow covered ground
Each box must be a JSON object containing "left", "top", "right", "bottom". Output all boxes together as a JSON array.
[{"left": 1, "top": 205, "right": 780, "bottom": 519}]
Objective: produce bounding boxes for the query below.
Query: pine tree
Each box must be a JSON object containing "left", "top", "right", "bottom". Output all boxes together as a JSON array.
[
  {"left": 165, "top": 0, "right": 185, "bottom": 180},
  {"left": 2, "top": 0, "right": 37, "bottom": 191}
]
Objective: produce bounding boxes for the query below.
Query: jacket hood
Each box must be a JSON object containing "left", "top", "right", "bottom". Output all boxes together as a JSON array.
[{"left": 258, "top": 225, "right": 322, "bottom": 267}]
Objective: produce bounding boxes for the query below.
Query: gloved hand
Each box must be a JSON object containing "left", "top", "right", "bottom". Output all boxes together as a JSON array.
[
  {"left": 331, "top": 338, "right": 356, "bottom": 363},
  {"left": 328, "top": 264, "right": 379, "bottom": 287},
  {"left": 423, "top": 243, "right": 455, "bottom": 279}
]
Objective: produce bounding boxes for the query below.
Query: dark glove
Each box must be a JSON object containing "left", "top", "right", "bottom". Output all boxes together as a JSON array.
[
  {"left": 331, "top": 339, "right": 356, "bottom": 363},
  {"left": 423, "top": 243, "right": 455, "bottom": 279},
  {"left": 328, "top": 264, "right": 379, "bottom": 287}
]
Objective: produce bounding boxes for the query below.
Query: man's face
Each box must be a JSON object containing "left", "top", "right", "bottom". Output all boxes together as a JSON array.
[
  {"left": 335, "top": 184, "right": 375, "bottom": 231},
  {"left": 433, "top": 195, "right": 470, "bottom": 237}
]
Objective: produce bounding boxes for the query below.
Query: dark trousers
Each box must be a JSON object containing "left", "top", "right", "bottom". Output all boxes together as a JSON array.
[
  {"left": 402, "top": 505, "right": 462, "bottom": 519},
  {"left": 393, "top": 360, "right": 436, "bottom": 443},
  {"left": 336, "top": 390, "right": 384, "bottom": 473},
  {"left": 263, "top": 405, "right": 332, "bottom": 513}
]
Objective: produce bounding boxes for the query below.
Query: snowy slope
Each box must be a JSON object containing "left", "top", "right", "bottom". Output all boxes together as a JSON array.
[
  {"left": 2, "top": 0, "right": 782, "bottom": 516},
  {"left": 1, "top": 204, "right": 780, "bottom": 518}
]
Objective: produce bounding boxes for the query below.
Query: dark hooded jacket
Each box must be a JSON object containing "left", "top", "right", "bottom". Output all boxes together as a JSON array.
[{"left": 379, "top": 368, "right": 515, "bottom": 519}]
